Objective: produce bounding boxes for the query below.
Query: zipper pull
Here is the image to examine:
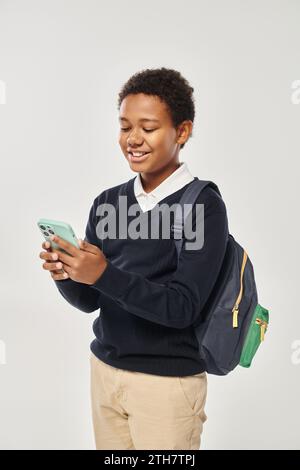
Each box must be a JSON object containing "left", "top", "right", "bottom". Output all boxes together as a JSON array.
[
  {"left": 260, "top": 324, "right": 266, "bottom": 341},
  {"left": 232, "top": 306, "right": 239, "bottom": 328},
  {"left": 255, "top": 318, "right": 268, "bottom": 341}
]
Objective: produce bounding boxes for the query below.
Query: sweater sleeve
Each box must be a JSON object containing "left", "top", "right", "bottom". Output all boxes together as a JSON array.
[
  {"left": 53, "top": 196, "right": 104, "bottom": 314},
  {"left": 90, "top": 188, "right": 229, "bottom": 329}
]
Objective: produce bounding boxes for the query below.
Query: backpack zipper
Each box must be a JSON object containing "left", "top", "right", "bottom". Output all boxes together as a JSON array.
[
  {"left": 232, "top": 250, "right": 248, "bottom": 328},
  {"left": 255, "top": 318, "right": 268, "bottom": 341}
]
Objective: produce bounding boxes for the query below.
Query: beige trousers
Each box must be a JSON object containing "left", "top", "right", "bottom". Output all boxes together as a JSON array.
[{"left": 90, "top": 352, "right": 208, "bottom": 450}]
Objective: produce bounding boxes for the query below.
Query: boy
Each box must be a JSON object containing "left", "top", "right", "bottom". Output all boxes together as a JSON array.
[{"left": 39, "top": 67, "right": 229, "bottom": 450}]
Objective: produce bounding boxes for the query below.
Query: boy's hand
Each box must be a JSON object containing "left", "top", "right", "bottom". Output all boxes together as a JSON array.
[{"left": 45, "top": 235, "right": 107, "bottom": 284}]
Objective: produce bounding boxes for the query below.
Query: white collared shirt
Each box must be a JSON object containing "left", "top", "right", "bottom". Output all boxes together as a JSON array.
[{"left": 133, "top": 161, "right": 195, "bottom": 213}]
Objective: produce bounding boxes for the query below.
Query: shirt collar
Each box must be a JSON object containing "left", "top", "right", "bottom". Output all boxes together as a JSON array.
[{"left": 134, "top": 161, "right": 195, "bottom": 202}]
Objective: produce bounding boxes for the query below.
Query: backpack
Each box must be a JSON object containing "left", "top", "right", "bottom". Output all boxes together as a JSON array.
[{"left": 171, "top": 177, "right": 269, "bottom": 375}]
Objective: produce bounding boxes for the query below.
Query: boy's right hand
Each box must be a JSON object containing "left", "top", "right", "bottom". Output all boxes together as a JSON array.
[{"left": 39, "top": 241, "right": 70, "bottom": 281}]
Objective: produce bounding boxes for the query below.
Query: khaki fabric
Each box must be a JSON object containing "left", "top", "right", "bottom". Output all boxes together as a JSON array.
[{"left": 90, "top": 352, "right": 207, "bottom": 450}]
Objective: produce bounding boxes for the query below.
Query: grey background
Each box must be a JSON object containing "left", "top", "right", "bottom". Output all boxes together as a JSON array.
[{"left": 0, "top": 0, "right": 299, "bottom": 449}]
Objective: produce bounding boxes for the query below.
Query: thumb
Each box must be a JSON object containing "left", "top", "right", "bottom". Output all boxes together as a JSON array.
[{"left": 78, "top": 238, "right": 99, "bottom": 254}]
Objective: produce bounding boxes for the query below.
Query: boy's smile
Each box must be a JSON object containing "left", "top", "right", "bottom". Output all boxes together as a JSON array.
[
  {"left": 118, "top": 93, "right": 192, "bottom": 192},
  {"left": 127, "top": 151, "right": 152, "bottom": 163}
]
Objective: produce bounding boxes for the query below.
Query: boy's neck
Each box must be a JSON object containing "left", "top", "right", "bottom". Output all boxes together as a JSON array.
[{"left": 139, "top": 160, "right": 182, "bottom": 194}]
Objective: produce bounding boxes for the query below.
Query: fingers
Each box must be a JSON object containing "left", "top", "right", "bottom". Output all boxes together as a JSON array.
[
  {"left": 50, "top": 235, "right": 78, "bottom": 257},
  {"left": 78, "top": 238, "right": 100, "bottom": 254},
  {"left": 50, "top": 248, "right": 73, "bottom": 267},
  {"left": 40, "top": 240, "right": 69, "bottom": 280},
  {"left": 40, "top": 244, "right": 66, "bottom": 271},
  {"left": 50, "top": 270, "right": 69, "bottom": 281},
  {"left": 41, "top": 257, "right": 69, "bottom": 277},
  {"left": 39, "top": 249, "right": 59, "bottom": 262},
  {"left": 42, "top": 260, "right": 65, "bottom": 271},
  {"left": 42, "top": 241, "right": 52, "bottom": 251},
  {"left": 39, "top": 246, "right": 71, "bottom": 264}
]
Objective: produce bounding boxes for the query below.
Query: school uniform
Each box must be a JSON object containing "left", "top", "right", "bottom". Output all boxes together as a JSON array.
[{"left": 54, "top": 161, "right": 228, "bottom": 449}]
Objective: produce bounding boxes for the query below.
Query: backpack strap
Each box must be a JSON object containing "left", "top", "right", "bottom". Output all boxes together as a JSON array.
[{"left": 172, "top": 177, "right": 222, "bottom": 262}]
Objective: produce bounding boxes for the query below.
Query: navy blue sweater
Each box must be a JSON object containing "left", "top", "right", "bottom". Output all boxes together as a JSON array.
[{"left": 54, "top": 176, "right": 229, "bottom": 376}]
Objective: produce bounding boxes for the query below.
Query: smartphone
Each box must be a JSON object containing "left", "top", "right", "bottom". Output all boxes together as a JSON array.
[{"left": 37, "top": 218, "right": 80, "bottom": 254}]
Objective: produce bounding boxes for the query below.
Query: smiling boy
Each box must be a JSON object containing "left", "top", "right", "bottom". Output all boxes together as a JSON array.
[{"left": 39, "top": 67, "right": 229, "bottom": 450}]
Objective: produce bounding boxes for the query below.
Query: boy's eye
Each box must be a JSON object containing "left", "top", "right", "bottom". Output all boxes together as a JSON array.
[{"left": 120, "top": 128, "right": 156, "bottom": 133}]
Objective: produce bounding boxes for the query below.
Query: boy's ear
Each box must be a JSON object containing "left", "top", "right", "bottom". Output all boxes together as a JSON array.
[{"left": 176, "top": 120, "right": 193, "bottom": 145}]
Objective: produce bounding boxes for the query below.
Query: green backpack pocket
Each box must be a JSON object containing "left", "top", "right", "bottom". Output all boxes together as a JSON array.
[{"left": 239, "top": 304, "right": 269, "bottom": 368}]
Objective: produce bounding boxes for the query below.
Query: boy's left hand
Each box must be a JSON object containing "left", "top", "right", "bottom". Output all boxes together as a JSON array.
[{"left": 50, "top": 235, "right": 108, "bottom": 284}]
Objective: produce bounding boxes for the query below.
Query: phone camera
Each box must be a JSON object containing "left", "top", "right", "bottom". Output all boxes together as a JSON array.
[
  {"left": 43, "top": 231, "right": 49, "bottom": 236},
  {"left": 40, "top": 225, "right": 46, "bottom": 230},
  {"left": 48, "top": 230, "right": 54, "bottom": 234}
]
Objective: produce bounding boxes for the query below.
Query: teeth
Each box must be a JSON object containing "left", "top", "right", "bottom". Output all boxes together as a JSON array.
[{"left": 132, "top": 152, "right": 146, "bottom": 157}]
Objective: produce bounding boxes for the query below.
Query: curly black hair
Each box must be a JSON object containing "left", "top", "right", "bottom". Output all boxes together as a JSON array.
[{"left": 117, "top": 67, "right": 195, "bottom": 150}]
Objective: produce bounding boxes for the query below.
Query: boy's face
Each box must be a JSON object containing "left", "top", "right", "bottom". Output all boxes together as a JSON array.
[{"left": 118, "top": 93, "right": 190, "bottom": 174}]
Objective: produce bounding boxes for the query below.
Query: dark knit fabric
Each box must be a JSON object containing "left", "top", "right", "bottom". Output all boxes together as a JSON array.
[{"left": 54, "top": 176, "right": 228, "bottom": 376}]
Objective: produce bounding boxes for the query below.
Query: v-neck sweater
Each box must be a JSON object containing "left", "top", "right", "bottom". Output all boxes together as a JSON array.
[{"left": 54, "top": 175, "right": 229, "bottom": 376}]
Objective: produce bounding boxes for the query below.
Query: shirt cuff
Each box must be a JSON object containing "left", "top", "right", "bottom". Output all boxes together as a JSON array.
[{"left": 91, "top": 259, "right": 130, "bottom": 300}]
